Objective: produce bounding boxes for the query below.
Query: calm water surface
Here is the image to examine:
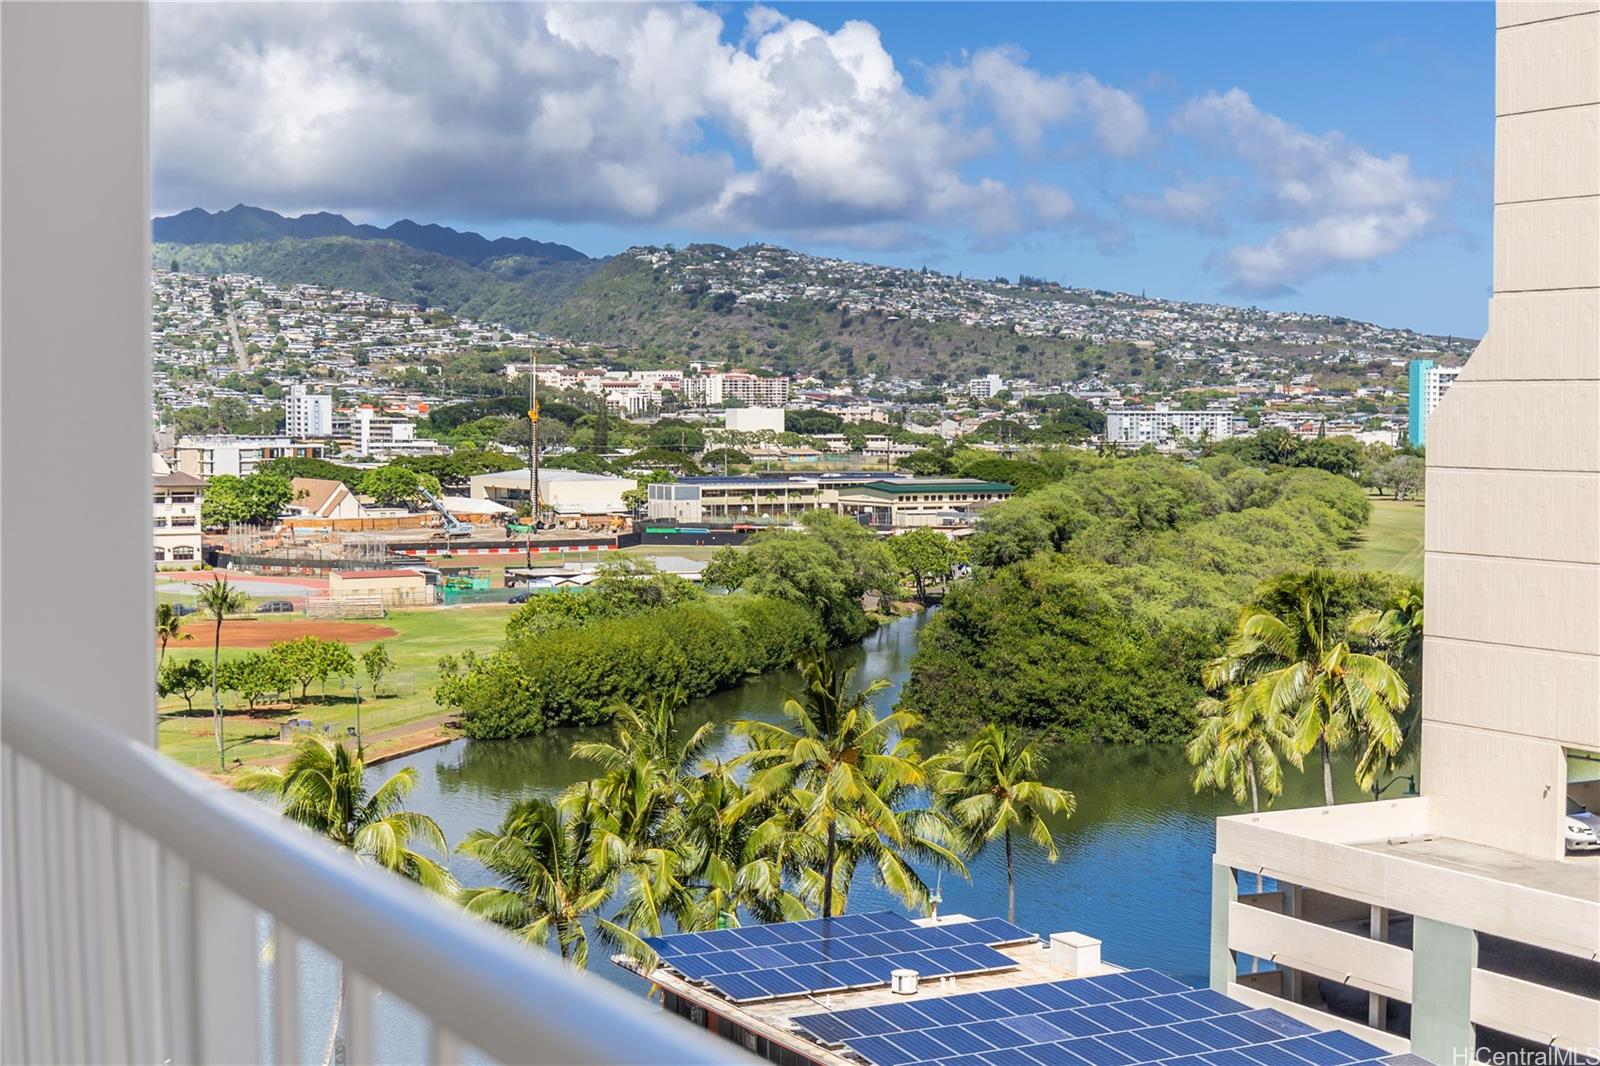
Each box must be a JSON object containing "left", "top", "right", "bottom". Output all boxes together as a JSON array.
[{"left": 281, "top": 611, "right": 1378, "bottom": 1060}]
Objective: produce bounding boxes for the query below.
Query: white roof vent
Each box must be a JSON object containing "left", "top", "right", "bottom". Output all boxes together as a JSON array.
[{"left": 890, "top": 968, "right": 919, "bottom": 995}]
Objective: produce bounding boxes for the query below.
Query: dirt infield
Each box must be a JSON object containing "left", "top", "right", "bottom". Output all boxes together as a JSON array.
[{"left": 174, "top": 618, "right": 399, "bottom": 649}]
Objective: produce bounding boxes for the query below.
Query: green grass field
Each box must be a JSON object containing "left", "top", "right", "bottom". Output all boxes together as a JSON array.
[
  {"left": 158, "top": 605, "right": 516, "bottom": 770},
  {"left": 1355, "top": 498, "right": 1426, "bottom": 580}
]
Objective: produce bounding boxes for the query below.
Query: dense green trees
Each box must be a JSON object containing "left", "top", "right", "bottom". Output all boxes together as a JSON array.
[
  {"left": 903, "top": 455, "right": 1374, "bottom": 741},
  {"left": 356, "top": 465, "right": 443, "bottom": 506},
  {"left": 200, "top": 472, "right": 295, "bottom": 526},
  {"left": 706, "top": 511, "right": 895, "bottom": 641},
  {"left": 157, "top": 657, "right": 210, "bottom": 712},
  {"left": 889, "top": 529, "right": 959, "bottom": 604},
  {"left": 439, "top": 594, "right": 822, "bottom": 739}
]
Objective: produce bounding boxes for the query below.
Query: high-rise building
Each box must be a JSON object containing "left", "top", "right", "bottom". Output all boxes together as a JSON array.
[
  {"left": 1406, "top": 360, "right": 1460, "bottom": 447},
  {"left": 284, "top": 382, "right": 334, "bottom": 437},
  {"left": 1105, "top": 404, "right": 1241, "bottom": 445},
  {"left": 1208, "top": 7, "right": 1600, "bottom": 1064}
]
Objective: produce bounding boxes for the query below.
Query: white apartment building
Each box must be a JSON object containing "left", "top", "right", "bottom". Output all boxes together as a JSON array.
[
  {"left": 967, "top": 373, "right": 1005, "bottom": 399},
  {"left": 152, "top": 454, "right": 204, "bottom": 564},
  {"left": 724, "top": 405, "right": 785, "bottom": 434},
  {"left": 284, "top": 382, "right": 334, "bottom": 437},
  {"left": 1209, "top": 9, "right": 1600, "bottom": 1064},
  {"left": 1406, "top": 361, "right": 1462, "bottom": 447},
  {"left": 173, "top": 434, "right": 328, "bottom": 477},
  {"left": 1105, "top": 404, "right": 1242, "bottom": 445},
  {"left": 685, "top": 370, "right": 790, "bottom": 407},
  {"left": 334, "top": 406, "right": 443, "bottom": 457}
]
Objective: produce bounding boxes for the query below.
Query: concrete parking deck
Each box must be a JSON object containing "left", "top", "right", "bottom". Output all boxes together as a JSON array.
[{"left": 1355, "top": 834, "right": 1600, "bottom": 902}]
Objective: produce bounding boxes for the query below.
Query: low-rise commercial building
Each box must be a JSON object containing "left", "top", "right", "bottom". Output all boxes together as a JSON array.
[
  {"left": 468, "top": 467, "right": 636, "bottom": 517},
  {"left": 174, "top": 435, "right": 328, "bottom": 478},
  {"left": 834, "top": 478, "right": 1013, "bottom": 530},
  {"left": 325, "top": 567, "right": 433, "bottom": 606},
  {"left": 153, "top": 454, "right": 204, "bottom": 564}
]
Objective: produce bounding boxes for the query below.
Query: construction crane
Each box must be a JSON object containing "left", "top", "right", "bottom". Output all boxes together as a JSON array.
[{"left": 416, "top": 485, "right": 475, "bottom": 537}]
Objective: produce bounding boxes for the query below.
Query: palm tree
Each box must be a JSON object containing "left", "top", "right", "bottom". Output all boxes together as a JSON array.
[
  {"left": 935, "top": 725, "right": 1074, "bottom": 924},
  {"left": 1212, "top": 569, "right": 1408, "bottom": 806},
  {"left": 1350, "top": 584, "right": 1424, "bottom": 792},
  {"left": 456, "top": 793, "right": 635, "bottom": 967},
  {"left": 730, "top": 652, "right": 929, "bottom": 917},
  {"left": 666, "top": 762, "right": 812, "bottom": 930},
  {"left": 817, "top": 752, "right": 966, "bottom": 919},
  {"left": 155, "top": 602, "right": 192, "bottom": 665},
  {"left": 235, "top": 735, "right": 454, "bottom": 893},
  {"left": 195, "top": 576, "right": 250, "bottom": 771},
  {"left": 1186, "top": 686, "right": 1300, "bottom": 814}
]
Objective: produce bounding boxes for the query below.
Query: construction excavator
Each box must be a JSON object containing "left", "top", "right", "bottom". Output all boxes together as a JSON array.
[{"left": 417, "top": 485, "right": 475, "bottom": 538}]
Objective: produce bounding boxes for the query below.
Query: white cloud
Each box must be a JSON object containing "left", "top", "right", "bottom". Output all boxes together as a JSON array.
[
  {"left": 940, "top": 45, "right": 1149, "bottom": 157},
  {"left": 1024, "top": 183, "right": 1078, "bottom": 226},
  {"left": 152, "top": 3, "right": 1117, "bottom": 253},
  {"left": 1121, "top": 179, "right": 1229, "bottom": 235},
  {"left": 1172, "top": 88, "right": 1448, "bottom": 292}
]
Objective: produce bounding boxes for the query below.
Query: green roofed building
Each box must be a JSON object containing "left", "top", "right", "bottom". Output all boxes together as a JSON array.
[{"left": 835, "top": 477, "right": 1013, "bottom": 530}]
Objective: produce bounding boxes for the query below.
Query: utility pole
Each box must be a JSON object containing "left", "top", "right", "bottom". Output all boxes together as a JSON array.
[{"left": 526, "top": 353, "right": 541, "bottom": 569}]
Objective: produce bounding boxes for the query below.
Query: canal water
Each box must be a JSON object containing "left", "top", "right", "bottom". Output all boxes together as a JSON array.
[{"left": 280, "top": 611, "right": 1376, "bottom": 1061}]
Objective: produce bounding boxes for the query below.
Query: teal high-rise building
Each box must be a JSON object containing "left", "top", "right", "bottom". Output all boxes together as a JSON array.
[
  {"left": 1407, "top": 358, "right": 1459, "bottom": 448},
  {"left": 1408, "top": 359, "right": 1433, "bottom": 446}
]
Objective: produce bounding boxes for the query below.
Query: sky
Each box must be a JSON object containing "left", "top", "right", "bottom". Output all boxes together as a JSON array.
[{"left": 152, "top": 2, "right": 1495, "bottom": 337}]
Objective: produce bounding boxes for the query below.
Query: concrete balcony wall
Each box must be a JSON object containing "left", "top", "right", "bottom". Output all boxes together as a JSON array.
[
  {"left": 1418, "top": 722, "right": 1568, "bottom": 860},
  {"left": 1497, "top": 0, "right": 1600, "bottom": 27},
  {"left": 1425, "top": 469, "right": 1600, "bottom": 564},
  {"left": 1226, "top": 904, "right": 1413, "bottom": 1002},
  {"left": 1495, "top": 11, "right": 1599, "bottom": 115},
  {"left": 1471, "top": 967, "right": 1600, "bottom": 1054}
]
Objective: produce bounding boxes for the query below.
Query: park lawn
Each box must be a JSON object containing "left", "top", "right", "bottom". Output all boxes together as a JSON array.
[
  {"left": 1355, "top": 497, "right": 1425, "bottom": 580},
  {"left": 157, "top": 604, "right": 517, "bottom": 772}
]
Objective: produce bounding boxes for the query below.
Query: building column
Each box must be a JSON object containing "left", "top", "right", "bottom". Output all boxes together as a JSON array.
[
  {"left": 1410, "top": 916, "right": 1477, "bottom": 1064},
  {"left": 1209, "top": 862, "right": 1236, "bottom": 992},
  {"left": 1368, "top": 905, "right": 1390, "bottom": 1030},
  {"left": 1281, "top": 884, "right": 1303, "bottom": 1002}
]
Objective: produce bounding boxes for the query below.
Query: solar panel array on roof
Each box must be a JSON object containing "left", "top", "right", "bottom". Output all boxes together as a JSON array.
[
  {"left": 791, "top": 968, "right": 1427, "bottom": 1066},
  {"left": 643, "top": 912, "right": 1035, "bottom": 1003}
]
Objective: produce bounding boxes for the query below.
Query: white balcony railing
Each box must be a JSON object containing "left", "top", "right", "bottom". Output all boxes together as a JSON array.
[{"left": 1, "top": 686, "right": 735, "bottom": 1065}]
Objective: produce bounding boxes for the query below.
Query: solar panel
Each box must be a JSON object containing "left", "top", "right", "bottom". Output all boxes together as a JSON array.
[{"left": 790, "top": 966, "right": 1390, "bottom": 1066}]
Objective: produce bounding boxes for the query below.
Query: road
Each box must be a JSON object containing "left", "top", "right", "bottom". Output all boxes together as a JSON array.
[{"left": 226, "top": 305, "right": 248, "bottom": 369}]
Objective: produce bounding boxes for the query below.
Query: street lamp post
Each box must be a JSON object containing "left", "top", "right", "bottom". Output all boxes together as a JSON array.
[{"left": 353, "top": 684, "right": 363, "bottom": 759}]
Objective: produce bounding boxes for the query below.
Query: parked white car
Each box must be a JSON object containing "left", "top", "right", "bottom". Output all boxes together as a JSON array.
[{"left": 1565, "top": 797, "right": 1600, "bottom": 853}]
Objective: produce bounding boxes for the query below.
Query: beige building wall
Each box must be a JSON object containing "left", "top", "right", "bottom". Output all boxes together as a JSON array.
[{"left": 1422, "top": 0, "right": 1600, "bottom": 862}]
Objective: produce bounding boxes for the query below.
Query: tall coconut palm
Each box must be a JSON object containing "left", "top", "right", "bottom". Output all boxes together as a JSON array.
[
  {"left": 1186, "top": 686, "right": 1300, "bottom": 814},
  {"left": 666, "top": 762, "right": 812, "bottom": 930},
  {"left": 457, "top": 792, "right": 641, "bottom": 967},
  {"left": 1212, "top": 569, "right": 1408, "bottom": 806},
  {"left": 195, "top": 576, "right": 250, "bottom": 771},
  {"left": 816, "top": 749, "right": 966, "bottom": 919},
  {"left": 235, "top": 735, "right": 454, "bottom": 893},
  {"left": 730, "top": 652, "right": 926, "bottom": 917},
  {"left": 935, "top": 724, "right": 1074, "bottom": 923},
  {"left": 1349, "top": 583, "right": 1424, "bottom": 792},
  {"left": 155, "top": 602, "right": 192, "bottom": 665}
]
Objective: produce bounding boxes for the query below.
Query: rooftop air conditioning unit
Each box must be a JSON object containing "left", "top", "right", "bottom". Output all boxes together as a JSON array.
[{"left": 890, "top": 968, "right": 919, "bottom": 995}]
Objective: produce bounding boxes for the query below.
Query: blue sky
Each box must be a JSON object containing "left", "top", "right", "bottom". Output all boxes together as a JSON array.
[{"left": 153, "top": 2, "right": 1495, "bottom": 336}]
